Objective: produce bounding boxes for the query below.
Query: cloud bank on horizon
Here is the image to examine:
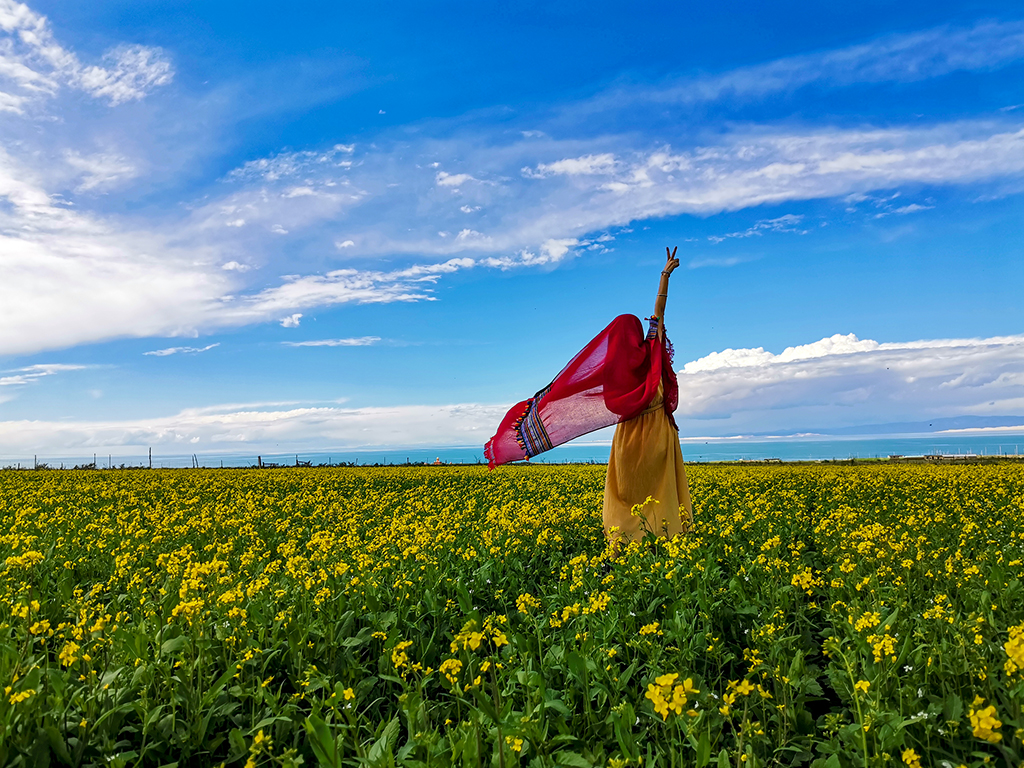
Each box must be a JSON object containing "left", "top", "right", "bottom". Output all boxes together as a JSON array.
[
  {"left": 2, "top": 330, "right": 1023, "bottom": 454},
  {"left": 0, "top": 1, "right": 1023, "bottom": 453}
]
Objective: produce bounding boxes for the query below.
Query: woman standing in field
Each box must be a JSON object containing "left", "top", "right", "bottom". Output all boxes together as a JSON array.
[
  {"left": 601, "top": 249, "right": 692, "bottom": 543},
  {"left": 485, "top": 247, "right": 692, "bottom": 544}
]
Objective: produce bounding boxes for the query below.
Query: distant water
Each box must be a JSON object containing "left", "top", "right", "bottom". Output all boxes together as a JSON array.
[{"left": 7, "top": 433, "right": 1024, "bottom": 469}]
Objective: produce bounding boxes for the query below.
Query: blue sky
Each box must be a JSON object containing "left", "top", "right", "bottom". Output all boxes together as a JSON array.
[{"left": 2, "top": 0, "right": 1024, "bottom": 458}]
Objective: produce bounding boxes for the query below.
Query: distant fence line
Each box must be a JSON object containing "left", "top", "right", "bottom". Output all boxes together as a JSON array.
[{"left": 3, "top": 448, "right": 1024, "bottom": 471}]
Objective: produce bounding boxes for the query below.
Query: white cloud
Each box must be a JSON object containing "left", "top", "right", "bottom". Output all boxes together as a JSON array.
[
  {"left": 892, "top": 203, "right": 933, "bottom": 214},
  {"left": 0, "top": 5, "right": 172, "bottom": 110},
  {"left": 227, "top": 144, "right": 355, "bottom": 183},
  {"left": 73, "top": 44, "right": 173, "bottom": 106},
  {"left": 436, "top": 171, "right": 476, "bottom": 187},
  {"left": 0, "top": 145, "right": 236, "bottom": 355},
  {"left": 336, "top": 239, "right": 355, "bottom": 248},
  {"left": 63, "top": 151, "right": 137, "bottom": 191},
  {"left": 674, "top": 332, "right": 1024, "bottom": 434},
  {"left": 282, "top": 336, "right": 381, "bottom": 347},
  {"left": 143, "top": 343, "right": 219, "bottom": 357},
  {"left": 221, "top": 261, "right": 251, "bottom": 272},
  {"left": 683, "top": 333, "right": 882, "bottom": 373},
  {"left": 455, "top": 228, "right": 488, "bottom": 244},
  {"left": 0, "top": 363, "right": 86, "bottom": 387},
  {"left": 283, "top": 186, "right": 316, "bottom": 198},
  {"left": 707, "top": 214, "right": 807, "bottom": 243},
  {"left": 523, "top": 153, "right": 617, "bottom": 178},
  {"left": 280, "top": 313, "right": 302, "bottom": 328}
]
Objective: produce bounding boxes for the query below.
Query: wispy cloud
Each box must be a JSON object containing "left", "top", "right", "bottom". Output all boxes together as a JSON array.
[
  {"left": 0, "top": 3, "right": 172, "bottom": 111},
  {"left": 581, "top": 20, "right": 1024, "bottom": 111},
  {"left": 4, "top": 7, "right": 1024, "bottom": 359},
  {"left": 0, "top": 363, "right": 86, "bottom": 387},
  {"left": 143, "top": 343, "right": 220, "bottom": 357},
  {"left": 706, "top": 214, "right": 807, "bottom": 243},
  {"left": 283, "top": 337, "right": 381, "bottom": 347},
  {"left": 63, "top": 150, "right": 137, "bottom": 191},
  {"left": 688, "top": 255, "right": 758, "bottom": 269},
  {"left": 6, "top": 116, "right": 1024, "bottom": 356}
]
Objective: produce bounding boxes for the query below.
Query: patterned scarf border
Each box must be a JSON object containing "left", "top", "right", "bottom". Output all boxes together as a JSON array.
[{"left": 513, "top": 384, "right": 554, "bottom": 458}]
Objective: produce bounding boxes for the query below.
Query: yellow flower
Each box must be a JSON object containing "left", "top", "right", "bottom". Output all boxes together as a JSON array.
[
  {"left": 516, "top": 592, "right": 540, "bottom": 613},
  {"left": 58, "top": 641, "right": 80, "bottom": 667},
  {"left": 439, "top": 658, "right": 462, "bottom": 685},
  {"left": 1004, "top": 622, "right": 1024, "bottom": 676},
  {"left": 343, "top": 687, "right": 355, "bottom": 700},
  {"left": 735, "top": 679, "right": 755, "bottom": 696},
  {"left": 968, "top": 695, "right": 1003, "bottom": 743},
  {"left": 391, "top": 640, "right": 413, "bottom": 669},
  {"left": 854, "top": 680, "right": 870, "bottom": 694},
  {"left": 639, "top": 622, "right": 661, "bottom": 636},
  {"left": 8, "top": 689, "right": 35, "bottom": 705},
  {"left": 630, "top": 495, "right": 659, "bottom": 517},
  {"left": 504, "top": 736, "right": 523, "bottom": 753},
  {"left": 645, "top": 683, "right": 670, "bottom": 720},
  {"left": 901, "top": 747, "right": 921, "bottom": 768}
]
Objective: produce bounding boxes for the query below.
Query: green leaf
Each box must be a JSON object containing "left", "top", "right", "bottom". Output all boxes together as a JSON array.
[
  {"left": 787, "top": 650, "right": 804, "bottom": 683},
  {"left": 228, "top": 728, "right": 247, "bottom": 760},
  {"left": 554, "top": 751, "right": 593, "bottom": 768},
  {"left": 544, "top": 698, "right": 572, "bottom": 717},
  {"left": 566, "top": 651, "right": 588, "bottom": 680},
  {"left": 43, "top": 724, "right": 72, "bottom": 765},
  {"left": 144, "top": 705, "right": 166, "bottom": 729},
  {"left": 695, "top": 731, "right": 711, "bottom": 767},
  {"left": 470, "top": 687, "right": 498, "bottom": 722},
  {"left": 160, "top": 635, "right": 187, "bottom": 656},
  {"left": 368, "top": 717, "right": 401, "bottom": 765},
  {"left": 304, "top": 715, "right": 341, "bottom": 768},
  {"left": 943, "top": 694, "right": 963, "bottom": 723},
  {"left": 251, "top": 715, "right": 293, "bottom": 732},
  {"left": 456, "top": 583, "right": 474, "bottom": 615}
]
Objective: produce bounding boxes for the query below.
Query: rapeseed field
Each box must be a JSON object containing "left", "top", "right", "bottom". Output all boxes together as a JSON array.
[{"left": 1, "top": 463, "right": 1023, "bottom": 767}]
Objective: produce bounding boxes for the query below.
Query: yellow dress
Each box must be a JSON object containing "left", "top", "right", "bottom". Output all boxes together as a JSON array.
[{"left": 603, "top": 382, "right": 692, "bottom": 543}]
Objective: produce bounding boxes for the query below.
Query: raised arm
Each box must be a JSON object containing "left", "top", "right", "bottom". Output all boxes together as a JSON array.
[{"left": 653, "top": 246, "right": 679, "bottom": 338}]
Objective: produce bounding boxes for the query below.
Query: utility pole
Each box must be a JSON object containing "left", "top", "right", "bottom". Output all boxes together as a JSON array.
[{"left": 149, "top": 447, "right": 152, "bottom": 469}]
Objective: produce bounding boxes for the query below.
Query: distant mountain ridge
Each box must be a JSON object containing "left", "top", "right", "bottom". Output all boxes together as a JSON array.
[{"left": 754, "top": 416, "right": 1024, "bottom": 438}]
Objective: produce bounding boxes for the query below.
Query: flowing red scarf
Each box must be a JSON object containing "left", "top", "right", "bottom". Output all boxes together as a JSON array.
[{"left": 485, "top": 314, "right": 678, "bottom": 469}]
